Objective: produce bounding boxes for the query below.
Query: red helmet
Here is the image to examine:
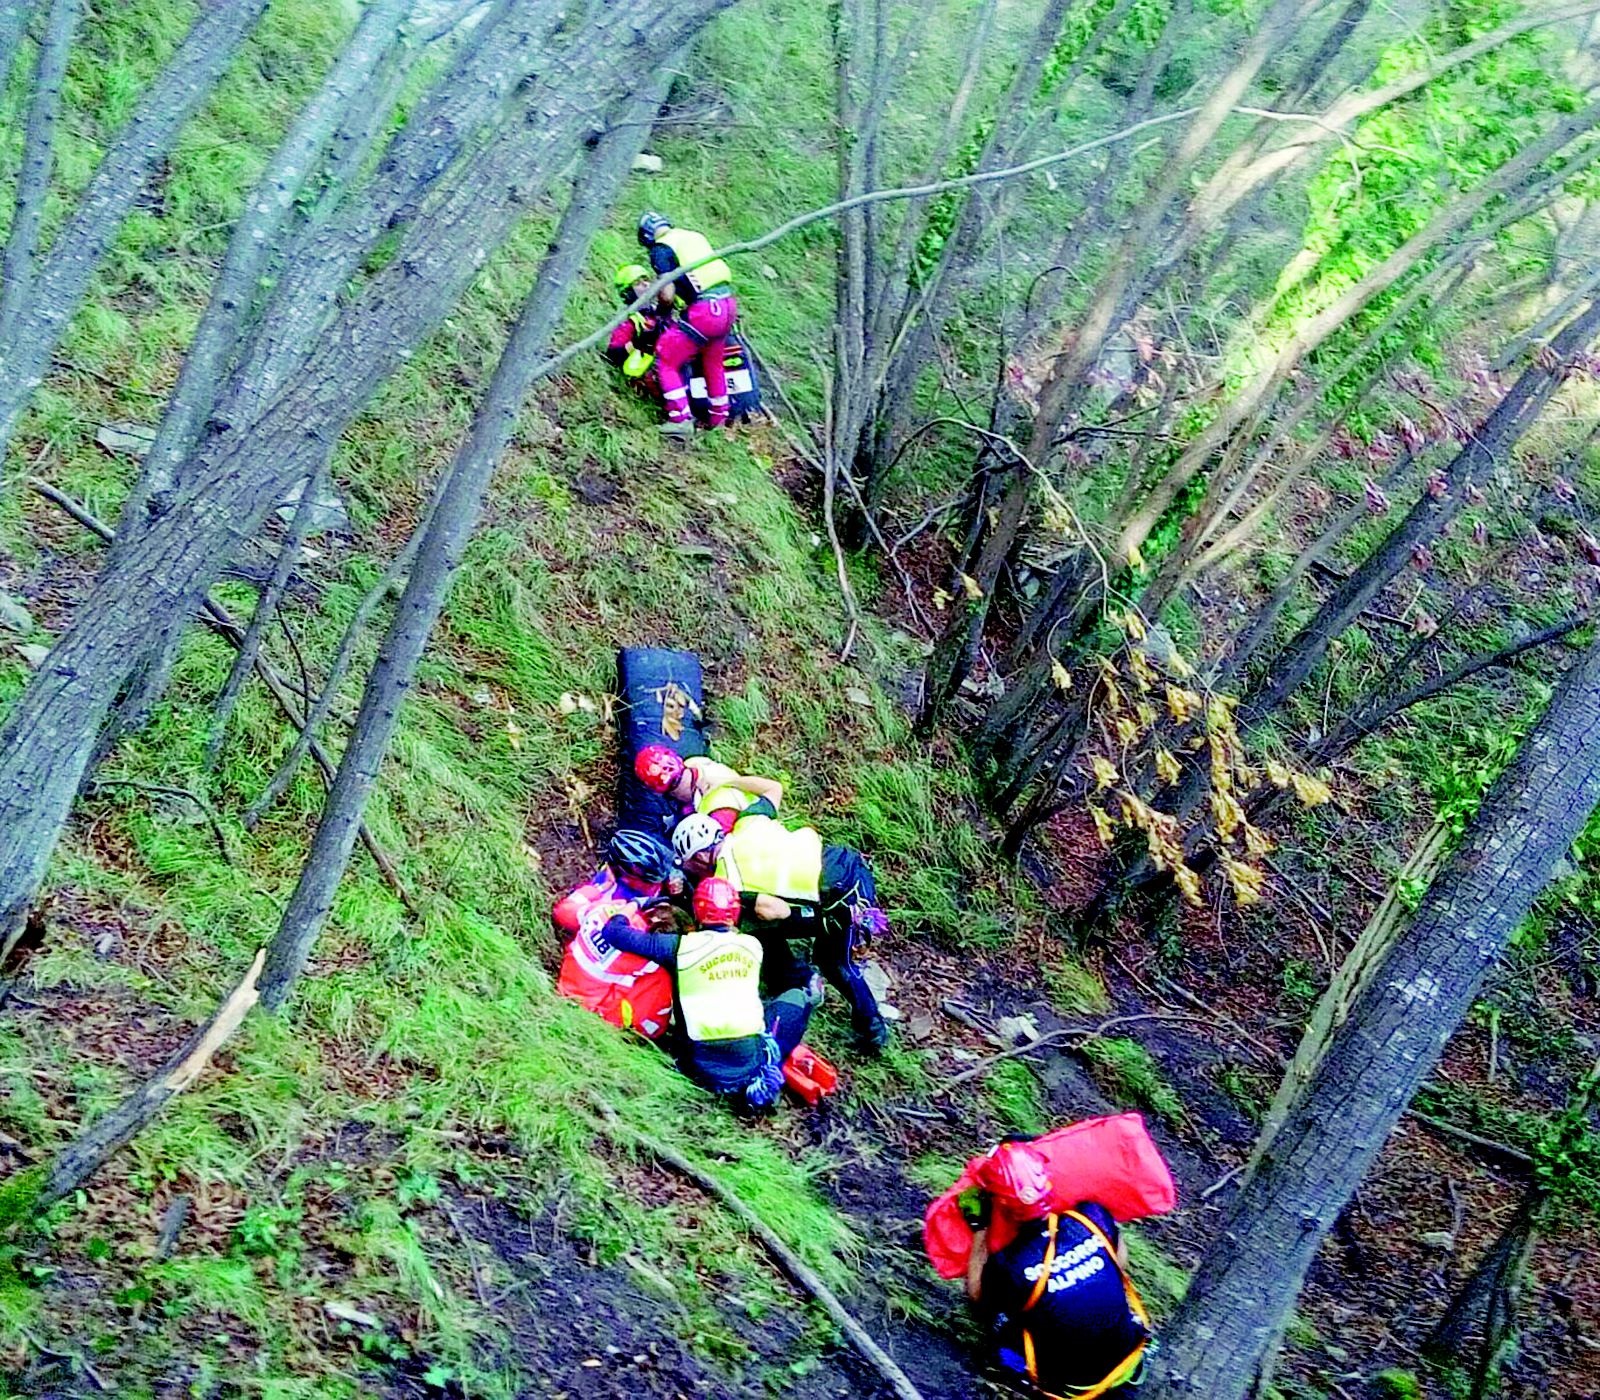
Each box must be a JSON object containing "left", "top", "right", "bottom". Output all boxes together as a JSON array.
[
  {"left": 693, "top": 877, "right": 741, "bottom": 927},
  {"left": 635, "top": 744, "right": 686, "bottom": 794},
  {"left": 974, "top": 1141, "right": 1054, "bottom": 1220}
]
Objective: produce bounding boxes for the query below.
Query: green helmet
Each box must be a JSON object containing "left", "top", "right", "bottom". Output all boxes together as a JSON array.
[{"left": 614, "top": 262, "right": 651, "bottom": 292}]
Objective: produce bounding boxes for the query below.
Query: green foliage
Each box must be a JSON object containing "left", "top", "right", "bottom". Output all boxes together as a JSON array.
[
  {"left": 986, "top": 1061, "right": 1047, "bottom": 1136},
  {"left": 1043, "top": 959, "right": 1111, "bottom": 1015},
  {"left": 1533, "top": 1066, "right": 1600, "bottom": 1217},
  {"left": 910, "top": 115, "right": 993, "bottom": 290},
  {"left": 1082, "top": 1037, "right": 1185, "bottom": 1125},
  {"left": 1371, "top": 1368, "right": 1424, "bottom": 1400},
  {"left": 1278, "top": 1, "right": 1583, "bottom": 342}
]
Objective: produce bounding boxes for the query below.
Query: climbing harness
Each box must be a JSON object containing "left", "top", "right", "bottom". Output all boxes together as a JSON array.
[{"left": 1018, "top": 1210, "right": 1151, "bottom": 1400}]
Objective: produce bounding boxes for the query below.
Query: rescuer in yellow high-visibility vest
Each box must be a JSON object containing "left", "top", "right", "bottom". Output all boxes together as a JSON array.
[
  {"left": 638, "top": 212, "right": 739, "bottom": 436},
  {"left": 671, "top": 807, "right": 894, "bottom": 1054},
  {"left": 591, "top": 877, "right": 814, "bottom": 1110}
]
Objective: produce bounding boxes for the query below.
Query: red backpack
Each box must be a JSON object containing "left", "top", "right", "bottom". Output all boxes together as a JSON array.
[{"left": 923, "top": 1114, "right": 1177, "bottom": 1279}]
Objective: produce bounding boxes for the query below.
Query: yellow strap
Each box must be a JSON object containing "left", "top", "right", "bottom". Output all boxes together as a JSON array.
[
  {"left": 1018, "top": 1210, "right": 1150, "bottom": 1399},
  {"left": 1062, "top": 1209, "right": 1151, "bottom": 1333},
  {"left": 1022, "top": 1213, "right": 1059, "bottom": 1316}
]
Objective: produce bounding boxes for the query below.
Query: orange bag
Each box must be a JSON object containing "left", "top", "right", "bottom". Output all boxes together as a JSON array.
[{"left": 923, "top": 1114, "right": 1177, "bottom": 1279}]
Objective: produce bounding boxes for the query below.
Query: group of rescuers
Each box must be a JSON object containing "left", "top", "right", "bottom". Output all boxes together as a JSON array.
[
  {"left": 549, "top": 745, "right": 1154, "bottom": 1396},
  {"left": 605, "top": 211, "right": 743, "bottom": 436}
]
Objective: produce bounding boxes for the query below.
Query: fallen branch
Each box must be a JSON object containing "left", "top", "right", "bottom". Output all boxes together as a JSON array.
[
  {"left": 936, "top": 1012, "right": 1195, "bottom": 1092},
  {"left": 591, "top": 1099, "right": 927, "bottom": 1400},
  {"left": 26, "top": 477, "right": 414, "bottom": 911},
  {"left": 37, "top": 949, "right": 265, "bottom": 1209},
  {"left": 84, "top": 778, "right": 232, "bottom": 864},
  {"left": 1406, "top": 1110, "right": 1534, "bottom": 1168}
]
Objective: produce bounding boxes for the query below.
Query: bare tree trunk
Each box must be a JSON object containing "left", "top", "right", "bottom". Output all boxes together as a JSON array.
[
  {"left": 121, "top": 0, "right": 413, "bottom": 529},
  {"left": 257, "top": 75, "right": 674, "bottom": 1010},
  {"left": 1424, "top": 1189, "right": 1547, "bottom": 1383},
  {"left": 860, "top": 0, "right": 1079, "bottom": 502},
  {"left": 0, "top": 0, "right": 34, "bottom": 93},
  {"left": 1145, "top": 636, "right": 1600, "bottom": 1399},
  {"left": 98, "top": 0, "right": 532, "bottom": 743},
  {"left": 1112, "top": 100, "right": 1600, "bottom": 567},
  {"left": 36, "top": 950, "right": 266, "bottom": 1210},
  {"left": 0, "top": 0, "right": 78, "bottom": 352},
  {"left": 0, "top": 0, "right": 272, "bottom": 459},
  {"left": 1031, "top": 0, "right": 1326, "bottom": 439},
  {"left": 202, "top": 463, "right": 324, "bottom": 770},
  {"left": 243, "top": 507, "right": 432, "bottom": 828},
  {"left": 1155, "top": 1, "right": 1600, "bottom": 289},
  {"left": 1252, "top": 821, "right": 1449, "bottom": 1162}
]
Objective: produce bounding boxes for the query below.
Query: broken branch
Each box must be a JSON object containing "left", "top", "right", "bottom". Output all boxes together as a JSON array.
[{"left": 590, "top": 1098, "right": 928, "bottom": 1400}]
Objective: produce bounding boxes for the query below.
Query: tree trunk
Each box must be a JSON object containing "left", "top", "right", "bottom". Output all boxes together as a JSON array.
[
  {"left": 0, "top": 0, "right": 34, "bottom": 95},
  {"left": 0, "top": 0, "right": 271, "bottom": 459},
  {"left": 1246, "top": 294, "right": 1600, "bottom": 722},
  {"left": 202, "top": 463, "right": 324, "bottom": 770},
  {"left": 1145, "top": 635, "right": 1600, "bottom": 1399},
  {"left": 121, "top": 0, "right": 413, "bottom": 528},
  {"left": 1424, "top": 1190, "right": 1547, "bottom": 1382},
  {"left": 1112, "top": 99, "right": 1600, "bottom": 566},
  {"left": 36, "top": 950, "right": 266, "bottom": 1210},
  {"left": 1157, "top": 1, "right": 1600, "bottom": 288},
  {"left": 859, "top": 0, "right": 1078, "bottom": 501},
  {"left": 257, "top": 74, "right": 673, "bottom": 1010},
  {"left": 0, "top": 0, "right": 741, "bottom": 951},
  {"left": 0, "top": 0, "right": 79, "bottom": 353}
]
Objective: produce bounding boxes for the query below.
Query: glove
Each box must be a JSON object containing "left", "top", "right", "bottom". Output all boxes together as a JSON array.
[
  {"left": 852, "top": 905, "right": 890, "bottom": 943},
  {"left": 622, "top": 348, "right": 654, "bottom": 379}
]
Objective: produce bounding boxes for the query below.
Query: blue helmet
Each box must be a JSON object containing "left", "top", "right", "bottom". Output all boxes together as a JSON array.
[
  {"left": 608, "top": 829, "right": 674, "bottom": 885},
  {"left": 638, "top": 211, "right": 673, "bottom": 246}
]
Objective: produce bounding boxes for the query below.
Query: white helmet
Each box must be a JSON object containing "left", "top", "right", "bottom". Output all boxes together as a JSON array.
[{"left": 673, "top": 813, "right": 724, "bottom": 863}]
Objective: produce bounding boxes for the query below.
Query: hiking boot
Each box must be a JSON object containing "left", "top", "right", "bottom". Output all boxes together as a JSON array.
[
  {"left": 805, "top": 971, "right": 827, "bottom": 1008},
  {"left": 854, "top": 1013, "right": 892, "bottom": 1056},
  {"left": 659, "top": 419, "right": 694, "bottom": 439}
]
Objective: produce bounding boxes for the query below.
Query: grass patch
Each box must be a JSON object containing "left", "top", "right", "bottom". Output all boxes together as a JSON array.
[
  {"left": 1081, "top": 1038, "right": 1187, "bottom": 1127},
  {"left": 985, "top": 1061, "right": 1048, "bottom": 1137},
  {"left": 1044, "top": 958, "right": 1111, "bottom": 1016}
]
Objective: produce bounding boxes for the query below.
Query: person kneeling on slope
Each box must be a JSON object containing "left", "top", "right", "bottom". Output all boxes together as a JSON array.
[
  {"left": 634, "top": 744, "right": 784, "bottom": 830},
  {"left": 671, "top": 808, "right": 893, "bottom": 1054},
  {"left": 964, "top": 1140, "right": 1152, "bottom": 1398},
  {"left": 553, "top": 829, "right": 679, "bottom": 1040},
  {"left": 594, "top": 877, "right": 814, "bottom": 1112},
  {"left": 604, "top": 263, "right": 666, "bottom": 396},
  {"left": 637, "top": 211, "right": 738, "bottom": 436}
]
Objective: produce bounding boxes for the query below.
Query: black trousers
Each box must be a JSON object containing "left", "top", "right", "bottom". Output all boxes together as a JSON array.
[
  {"left": 764, "top": 988, "right": 812, "bottom": 1060},
  {"left": 754, "top": 845, "right": 883, "bottom": 1029}
]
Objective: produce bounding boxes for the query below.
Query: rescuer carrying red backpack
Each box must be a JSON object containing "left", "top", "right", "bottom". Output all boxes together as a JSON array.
[{"left": 962, "top": 1140, "right": 1152, "bottom": 1398}]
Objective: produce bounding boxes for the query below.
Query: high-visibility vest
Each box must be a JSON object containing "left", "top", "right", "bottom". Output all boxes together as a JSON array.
[
  {"left": 658, "top": 227, "right": 733, "bottom": 295},
  {"left": 675, "top": 928, "right": 765, "bottom": 1042},
  {"left": 697, "top": 783, "right": 757, "bottom": 820},
  {"left": 554, "top": 874, "right": 672, "bottom": 1039},
  {"left": 716, "top": 815, "right": 822, "bottom": 904}
]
